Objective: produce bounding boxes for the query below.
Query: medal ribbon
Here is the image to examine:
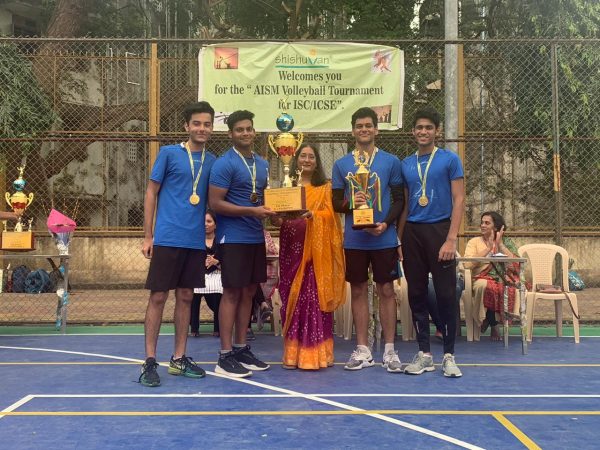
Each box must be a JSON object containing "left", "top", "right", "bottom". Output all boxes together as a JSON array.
[
  {"left": 233, "top": 147, "right": 257, "bottom": 197},
  {"left": 415, "top": 146, "right": 438, "bottom": 201},
  {"left": 184, "top": 142, "right": 206, "bottom": 199}
]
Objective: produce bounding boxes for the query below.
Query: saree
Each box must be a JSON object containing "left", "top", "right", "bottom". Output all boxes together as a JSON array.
[
  {"left": 473, "top": 237, "right": 520, "bottom": 319},
  {"left": 279, "top": 182, "right": 346, "bottom": 369}
]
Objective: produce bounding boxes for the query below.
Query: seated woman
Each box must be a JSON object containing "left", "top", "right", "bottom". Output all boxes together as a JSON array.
[{"left": 464, "top": 211, "right": 519, "bottom": 341}]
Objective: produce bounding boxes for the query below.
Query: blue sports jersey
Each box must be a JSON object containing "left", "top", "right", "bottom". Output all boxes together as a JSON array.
[
  {"left": 150, "top": 143, "right": 216, "bottom": 249},
  {"left": 209, "top": 148, "right": 269, "bottom": 244},
  {"left": 401, "top": 148, "right": 464, "bottom": 223},
  {"left": 332, "top": 148, "right": 402, "bottom": 250}
]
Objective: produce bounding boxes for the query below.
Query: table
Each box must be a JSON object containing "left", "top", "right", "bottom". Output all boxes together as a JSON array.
[
  {"left": 458, "top": 256, "right": 528, "bottom": 354},
  {"left": 0, "top": 253, "right": 70, "bottom": 334}
]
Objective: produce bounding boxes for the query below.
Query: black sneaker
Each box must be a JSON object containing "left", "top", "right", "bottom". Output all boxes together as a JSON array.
[
  {"left": 233, "top": 345, "right": 270, "bottom": 371},
  {"left": 139, "top": 357, "right": 161, "bottom": 387},
  {"left": 215, "top": 351, "right": 252, "bottom": 378},
  {"left": 168, "top": 355, "right": 205, "bottom": 378}
]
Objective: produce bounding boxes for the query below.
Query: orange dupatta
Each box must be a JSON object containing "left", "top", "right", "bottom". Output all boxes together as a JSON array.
[{"left": 282, "top": 182, "right": 346, "bottom": 336}]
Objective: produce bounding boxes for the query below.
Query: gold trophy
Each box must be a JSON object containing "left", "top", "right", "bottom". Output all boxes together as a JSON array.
[
  {"left": 264, "top": 112, "right": 306, "bottom": 212},
  {"left": 346, "top": 150, "right": 381, "bottom": 229},
  {"left": 2, "top": 166, "right": 35, "bottom": 250}
]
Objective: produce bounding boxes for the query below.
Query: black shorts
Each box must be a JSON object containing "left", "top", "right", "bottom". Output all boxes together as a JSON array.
[
  {"left": 220, "top": 243, "right": 267, "bottom": 289},
  {"left": 145, "top": 246, "right": 206, "bottom": 292},
  {"left": 344, "top": 247, "right": 400, "bottom": 284}
]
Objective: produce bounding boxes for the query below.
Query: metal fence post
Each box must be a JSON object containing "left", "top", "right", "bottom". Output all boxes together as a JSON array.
[{"left": 551, "top": 43, "right": 563, "bottom": 247}]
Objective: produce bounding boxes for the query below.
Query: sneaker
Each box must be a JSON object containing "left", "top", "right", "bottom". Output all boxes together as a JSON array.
[
  {"left": 442, "top": 353, "right": 462, "bottom": 378},
  {"left": 233, "top": 345, "right": 270, "bottom": 371},
  {"left": 404, "top": 351, "right": 435, "bottom": 375},
  {"left": 139, "top": 357, "right": 161, "bottom": 387},
  {"left": 344, "top": 347, "right": 375, "bottom": 370},
  {"left": 215, "top": 351, "right": 252, "bottom": 378},
  {"left": 382, "top": 350, "right": 402, "bottom": 373},
  {"left": 168, "top": 355, "right": 205, "bottom": 378}
]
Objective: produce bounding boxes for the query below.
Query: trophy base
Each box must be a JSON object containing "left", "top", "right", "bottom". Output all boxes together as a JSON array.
[
  {"left": 0, "top": 231, "right": 35, "bottom": 251},
  {"left": 264, "top": 186, "right": 306, "bottom": 213},
  {"left": 352, "top": 208, "right": 376, "bottom": 230}
]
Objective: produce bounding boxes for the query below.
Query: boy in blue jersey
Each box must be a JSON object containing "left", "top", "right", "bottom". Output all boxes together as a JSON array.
[
  {"left": 208, "top": 110, "right": 276, "bottom": 378},
  {"left": 398, "top": 106, "right": 465, "bottom": 378},
  {"left": 139, "top": 101, "right": 217, "bottom": 387},
  {"left": 332, "top": 107, "right": 405, "bottom": 373}
]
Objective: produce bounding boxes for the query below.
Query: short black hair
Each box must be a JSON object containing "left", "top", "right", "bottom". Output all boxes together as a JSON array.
[
  {"left": 206, "top": 209, "right": 216, "bottom": 224},
  {"left": 413, "top": 105, "right": 441, "bottom": 128},
  {"left": 183, "top": 101, "right": 215, "bottom": 123},
  {"left": 226, "top": 110, "right": 254, "bottom": 131},
  {"left": 290, "top": 143, "right": 328, "bottom": 187},
  {"left": 351, "top": 107, "right": 378, "bottom": 128},
  {"left": 481, "top": 211, "right": 507, "bottom": 232}
]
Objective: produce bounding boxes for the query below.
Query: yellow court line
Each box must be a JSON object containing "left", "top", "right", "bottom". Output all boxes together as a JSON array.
[
  {"left": 3, "top": 409, "right": 600, "bottom": 417},
  {"left": 2, "top": 362, "right": 600, "bottom": 367},
  {"left": 492, "top": 412, "right": 541, "bottom": 450}
]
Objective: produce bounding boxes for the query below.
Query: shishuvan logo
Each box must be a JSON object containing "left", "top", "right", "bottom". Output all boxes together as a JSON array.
[{"left": 274, "top": 49, "right": 331, "bottom": 68}]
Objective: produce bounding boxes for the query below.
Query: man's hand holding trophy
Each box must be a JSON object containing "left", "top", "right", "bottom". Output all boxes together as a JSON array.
[{"left": 346, "top": 150, "right": 381, "bottom": 230}]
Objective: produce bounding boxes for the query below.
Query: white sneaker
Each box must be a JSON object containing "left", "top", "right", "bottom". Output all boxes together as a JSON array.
[
  {"left": 382, "top": 350, "right": 402, "bottom": 373},
  {"left": 442, "top": 353, "right": 462, "bottom": 378},
  {"left": 403, "top": 351, "right": 435, "bottom": 375},
  {"left": 344, "top": 347, "right": 375, "bottom": 370}
]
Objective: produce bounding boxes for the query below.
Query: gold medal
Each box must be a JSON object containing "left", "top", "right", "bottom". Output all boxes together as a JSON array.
[
  {"left": 250, "top": 192, "right": 259, "bottom": 203},
  {"left": 418, "top": 195, "right": 429, "bottom": 207},
  {"left": 189, "top": 194, "right": 200, "bottom": 205}
]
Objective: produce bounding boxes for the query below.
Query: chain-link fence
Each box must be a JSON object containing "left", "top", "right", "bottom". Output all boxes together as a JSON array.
[{"left": 0, "top": 37, "right": 598, "bottom": 325}]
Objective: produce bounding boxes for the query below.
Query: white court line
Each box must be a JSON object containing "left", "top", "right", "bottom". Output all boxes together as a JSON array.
[
  {"left": 26, "top": 393, "right": 600, "bottom": 399},
  {"left": 1, "top": 395, "right": 34, "bottom": 419},
  {"left": 0, "top": 345, "right": 482, "bottom": 450}
]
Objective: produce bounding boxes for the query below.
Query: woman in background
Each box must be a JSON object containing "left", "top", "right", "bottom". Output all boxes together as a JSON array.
[
  {"left": 190, "top": 210, "right": 222, "bottom": 337},
  {"left": 463, "top": 211, "right": 519, "bottom": 341}
]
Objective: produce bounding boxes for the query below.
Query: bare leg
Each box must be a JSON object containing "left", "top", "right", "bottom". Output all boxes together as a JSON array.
[
  {"left": 173, "top": 288, "right": 193, "bottom": 358},
  {"left": 350, "top": 281, "right": 369, "bottom": 346},
  {"left": 234, "top": 284, "right": 257, "bottom": 345},
  {"left": 376, "top": 281, "right": 397, "bottom": 344},
  {"left": 490, "top": 325, "right": 501, "bottom": 341},
  {"left": 144, "top": 290, "right": 169, "bottom": 358},
  {"left": 219, "top": 287, "right": 242, "bottom": 351}
]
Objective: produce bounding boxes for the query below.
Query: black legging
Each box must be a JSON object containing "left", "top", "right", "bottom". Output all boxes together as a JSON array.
[
  {"left": 190, "top": 293, "right": 221, "bottom": 333},
  {"left": 402, "top": 220, "right": 458, "bottom": 355}
]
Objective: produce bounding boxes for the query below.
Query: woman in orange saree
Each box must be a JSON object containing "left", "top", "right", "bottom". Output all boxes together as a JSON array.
[{"left": 274, "top": 144, "right": 346, "bottom": 370}]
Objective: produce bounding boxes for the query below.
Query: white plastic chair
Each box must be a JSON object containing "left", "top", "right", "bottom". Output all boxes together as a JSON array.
[
  {"left": 461, "top": 267, "right": 481, "bottom": 341},
  {"left": 518, "top": 244, "right": 580, "bottom": 343}
]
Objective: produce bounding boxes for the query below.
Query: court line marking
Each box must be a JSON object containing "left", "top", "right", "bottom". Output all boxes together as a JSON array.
[
  {"left": 18, "top": 393, "right": 600, "bottom": 399},
  {"left": 0, "top": 395, "right": 33, "bottom": 420},
  {"left": 2, "top": 361, "right": 600, "bottom": 368},
  {"left": 3, "top": 409, "right": 599, "bottom": 416},
  {"left": 492, "top": 412, "right": 542, "bottom": 450},
  {"left": 0, "top": 345, "right": 482, "bottom": 450}
]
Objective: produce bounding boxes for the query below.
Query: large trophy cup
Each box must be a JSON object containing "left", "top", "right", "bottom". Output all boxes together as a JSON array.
[
  {"left": 1, "top": 166, "right": 35, "bottom": 250},
  {"left": 264, "top": 112, "right": 306, "bottom": 212},
  {"left": 346, "top": 151, "right": 381, "bottom": 229}
]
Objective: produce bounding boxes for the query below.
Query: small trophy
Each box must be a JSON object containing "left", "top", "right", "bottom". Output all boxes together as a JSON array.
[
  {"left": 1, "top": 166, "right": 35, "bottom": 250},
  {"left": 264, "top": 112, "right": 306, "bottom": 212},
  {"left": 47, "top": 209, "right": 76, "bottom": 255},
  {"left": 346, "top": 151, "right": 381, "bottom": 229}
]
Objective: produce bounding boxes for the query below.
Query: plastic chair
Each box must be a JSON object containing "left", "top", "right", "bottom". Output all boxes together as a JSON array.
[
  {"left": 395, "top": 277, "right": 416, "bottom": 341},
  {"left": 271, "top": 288, "right": 282, "bottom": 336},
  {"left": 518, "top": 244, "right": 580, "bottom": 343},
  {"left": 461, "top": 267, "right": 481, "bottom": 342}
]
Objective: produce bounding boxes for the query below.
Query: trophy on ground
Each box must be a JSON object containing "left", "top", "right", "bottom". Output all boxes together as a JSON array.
[
  {"left": 346, "top": 150, "right": 381, "bottom": 229},
  {"left": 264, "top": 112, "right": 306, "bottom": 213},
  {"left": 47, "top": 209, "right": 76, "bottom": 255},
  {"left": 1, "top": 166, "right": 35, "bottom": 250}
]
